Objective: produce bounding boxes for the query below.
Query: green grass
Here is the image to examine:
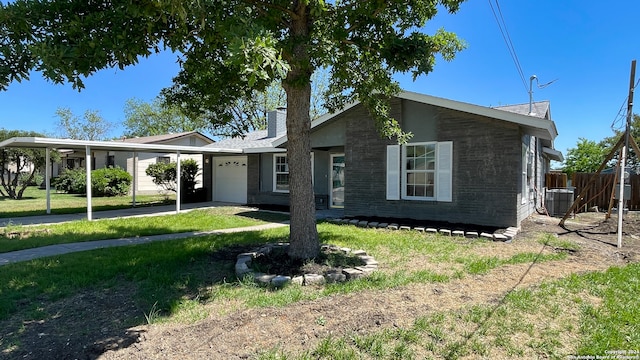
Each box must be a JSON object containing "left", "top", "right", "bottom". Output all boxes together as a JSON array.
[
  {"left": 0, "top": 228, "right": 290, "bottom": 321},
  {"left": 538, "top": 233, "right": 581, "bottom": 251},
  {"left": 0, "top": 186, "right": 175, "bottom": 218},
  {"left": 253, "top": 262, "right": 640, "bottom": 360},
  {"left": 0, "top": 207, "right": 289, "bottom": 253},
  {"left": 0, "top": 223, "right": 566, "bottom": 322},
  {"left": 1, "top": 220, "right": 632, "bottom": 359},
  {"left": 463, "top": 252, "right": 567, "bottom": 275}
]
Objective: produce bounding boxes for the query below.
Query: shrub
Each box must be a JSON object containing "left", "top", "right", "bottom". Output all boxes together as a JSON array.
[
  {"left": 18, "top": 170, "right": 44, "bottom": 187},
  {"left": 146, "top": 159, "right": 200, "bottom": 194},
  {"left": 52, "top": 167, "right": 132, "bottom": 197},
  {"left": 91, "top": 167, "right": 132, "bottom": 197},
  {"left": 52, "top": 168, "right": 86, "bottom": 194},
  {"left": 146, "top": 161, "right": 177, "bottom": 193},
  {"left": 181, "top": 159, "right": 200, "bottom": 194}
]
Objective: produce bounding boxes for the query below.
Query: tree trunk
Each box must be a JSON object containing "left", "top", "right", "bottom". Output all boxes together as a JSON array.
[{"left": 283, "top": 2, "right": 320, "bottom": 260}]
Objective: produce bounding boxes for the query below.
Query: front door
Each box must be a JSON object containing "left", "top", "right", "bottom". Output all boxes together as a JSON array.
[{"left": 330, "top": 154, "right": 345, "bottom": 208}]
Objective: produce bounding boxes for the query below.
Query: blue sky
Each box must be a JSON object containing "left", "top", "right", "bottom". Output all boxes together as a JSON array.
[{"left": 0, "top": 0, "right": 638, "bottom": 163}]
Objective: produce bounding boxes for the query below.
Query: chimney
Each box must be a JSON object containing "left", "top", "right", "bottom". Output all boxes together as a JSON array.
[{"left": 267, "top": 107, "right": 287, "bottom": 138}]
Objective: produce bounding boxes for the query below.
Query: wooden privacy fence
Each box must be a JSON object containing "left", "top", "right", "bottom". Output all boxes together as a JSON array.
[
  {"left": 545, "top": 173, "right": 567, "bottom": 189},
  {"left": 571, "top": 172, "right": 640, "bottom": 211}
]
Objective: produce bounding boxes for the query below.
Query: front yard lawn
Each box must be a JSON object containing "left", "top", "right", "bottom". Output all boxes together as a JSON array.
[
  {"left": 0, "top": 186, "right": 175, "bottom": 218},
  {"left": 1, "top": 221, "right": 637, "bottom": 359},
  {"left": 0, "top": 207, "right": 289, "bottom": 253}
]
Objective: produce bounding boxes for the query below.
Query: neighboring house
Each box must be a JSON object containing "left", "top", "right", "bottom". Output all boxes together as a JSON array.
[
  {"left": 56, "top": 131, "right": 214, "bottom": 195},
  {"left": 117, "top": 132, "right": 214, "bottom": 195},
  {"left": 203, "top": 91, "right": 563, "bottom": 228}
]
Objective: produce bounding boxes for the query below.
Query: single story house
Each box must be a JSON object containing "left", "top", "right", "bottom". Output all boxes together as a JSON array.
[
  {"left": 0, "top": 91, "right": 563, "bottom": 228},
  {"left": 202, "top": 91, "right": 563, "bottom": 228},
  {"left": 56, "top": 131, "right": 213, "bottom": 195}
]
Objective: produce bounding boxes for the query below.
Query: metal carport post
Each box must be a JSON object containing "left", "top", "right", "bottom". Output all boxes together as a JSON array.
[
  {"left": 45, "top": 147, "right": 51, "bottom": 214},
  {"left": 86, "top": 145, "right": 93, "bottom": 220}
]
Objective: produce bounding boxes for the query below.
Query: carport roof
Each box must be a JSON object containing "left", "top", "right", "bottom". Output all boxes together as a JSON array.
[{"left": 0, "top": 137, "right": 242, "bottom": 154}]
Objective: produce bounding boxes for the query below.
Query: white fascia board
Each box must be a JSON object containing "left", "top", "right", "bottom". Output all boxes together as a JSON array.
[
  {"left": 398, "top": 92, "right": 558, "bottom": 140},
  {"left": 242, "top": 147, "right": 287, "bottom": 154},
  {"left": 0, "top": 137, "right": 242, "bottom": 154}
]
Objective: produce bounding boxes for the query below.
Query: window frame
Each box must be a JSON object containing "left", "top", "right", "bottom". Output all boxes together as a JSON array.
[
  {"left": 273, "top": 154, "right": 290, "bottom": 193},
  {"left": 156, "top": 156, "right": 171, "bottom": 164},
  {"left": 272, "top": 153, "right": 315, "bottom": 193},
  {"left": 401, "top": 142, "right": 438, "bottom": 201}
]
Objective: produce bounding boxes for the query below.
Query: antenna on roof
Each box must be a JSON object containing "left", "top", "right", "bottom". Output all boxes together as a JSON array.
[
  {"left": 528, "top": 75, "right": 558, "bottom": 115},
  {"left": 528, "top": 75, "right": 537, "bottom": 115}
]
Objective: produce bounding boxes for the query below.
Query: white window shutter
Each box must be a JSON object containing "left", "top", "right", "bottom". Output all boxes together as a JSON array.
[
  {"left": 386, "top": 145, "right": 400, "bottom": 200},
  {"left": 436, "top": 142, "right": 453, "bottom": 202}
]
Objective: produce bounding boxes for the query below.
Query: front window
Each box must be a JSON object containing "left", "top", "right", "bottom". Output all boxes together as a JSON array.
[
  {"left": 107, "top": 155, "right": 115, "bottom": 167},
  {"left": 157, "top": 156, "right": 171, "bottom": 164},
  {"left": 403, "top": 143, "right": 436, "bottom": 199},
  {"left": 274, "top": 154, "right": 289, "bottom": 192}
]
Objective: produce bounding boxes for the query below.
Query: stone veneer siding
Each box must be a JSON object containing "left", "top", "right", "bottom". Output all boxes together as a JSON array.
[{"left": 344, "top": 100, "right": 522, "bottom": 228}]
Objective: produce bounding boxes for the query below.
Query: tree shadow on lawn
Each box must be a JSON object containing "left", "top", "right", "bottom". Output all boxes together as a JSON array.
[
  {"left": 0, "top": 199, "right": 174, "bottom": 219},
  {"left": 0, "top": 210, "right": 289, "bottom": 254},
  {"left": 0, "top": 224, "right": 185, "bottom": 254},
  {"left": 0, "top": 231, "right": 287, "bottom": 360},
  {"left": 235, "top": 210, "right": 290, "bottom": 223}
]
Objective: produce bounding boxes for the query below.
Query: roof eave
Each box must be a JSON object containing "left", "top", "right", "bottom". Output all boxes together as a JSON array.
[
  {"left": 243, "top": 147, "right": 286, "bottom": 154},
  {"left": 543, "top": 147, "right": 564, "bottom": 162},
  {"left": 398, "top": 92, "right": 558, "bottom": 141},
  {"left": 0, "top": 137, "right": 241, "bottom": 154}
]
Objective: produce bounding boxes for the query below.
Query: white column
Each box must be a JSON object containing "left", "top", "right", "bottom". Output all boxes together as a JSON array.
[
  {"left": 176, "top": 151, "right": 181, "bottom": 213},
  {"left": 132, "top": 151, "right": 137, "bottom": 207},
  {"left": 86, "top": 146, "right": 93, "bottom": 221},
  {"left": 45, "top": 147, "right": 51, "bottom": 214}
]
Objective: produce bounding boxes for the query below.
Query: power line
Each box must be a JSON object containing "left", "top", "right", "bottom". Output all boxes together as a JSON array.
[
  {"left": 611, "top": 76, "right": 640, "bottom": 131},
  {"left": 488, "top": 0, "right": 528, "bottom": 92}
]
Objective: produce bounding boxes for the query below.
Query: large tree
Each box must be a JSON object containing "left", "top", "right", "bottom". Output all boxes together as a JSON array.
[
  {"left": 159, "top": 68, "right": 329, "bottom": 138},
  {"left": 562, "top": 138, "right": 608, "bottom": 176},
  {"left": 123, "top": 97, "right": 210, "bottom": 138},
  {"left": 55, "top": 107, "right": 112, "bottom": 140},
  {"left": 0, "top": 129, "right": 57, "bottom": 199},
  {"left": 0, "top": 1, "right": 466, "bottom": 259}
]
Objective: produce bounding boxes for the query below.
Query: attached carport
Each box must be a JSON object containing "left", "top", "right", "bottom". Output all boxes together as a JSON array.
[{"left": 0, "top": 137, "right": 241, "bottom": 220}]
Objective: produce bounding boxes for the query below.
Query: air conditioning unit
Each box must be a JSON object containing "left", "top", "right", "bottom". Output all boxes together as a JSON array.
[{"left": 545, "top": 188, "right": 574, "bottom": 216}]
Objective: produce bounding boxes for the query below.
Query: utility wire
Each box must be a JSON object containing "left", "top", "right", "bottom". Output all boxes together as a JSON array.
[
  {"left": 611, "top": 76, "right": 640, "bottom": 131},
  {"left": 488, "top": 0, "right": 528, "bottom": 92}
]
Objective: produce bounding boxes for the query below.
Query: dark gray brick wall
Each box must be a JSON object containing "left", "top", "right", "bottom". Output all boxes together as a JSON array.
[
  {"left": 203, "top": 154, "right": 213, "bottom": 201},
  {"left": 246, "top": 153, "right": 290, "bottom": 206},
  {"left": 345, "top": 100, "right": 522, "bottom": 228}
]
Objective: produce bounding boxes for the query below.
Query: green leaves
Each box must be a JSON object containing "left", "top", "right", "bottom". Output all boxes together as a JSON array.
[
  {"left": 0, "top": 129, "right": 58, "bottom": 199},
  {"left": 0, "top": 0, "right": 186, "bottom": 90},
  {"left": 54, "top": 107, "right": 113, "bottom": 140},
  {"left": 562, "top": 138, "right": 608, "bottom": 176},
  {"left": 227, "top": 34, "right": 289, "bottom": 88},
  {"left": 2, "top": 0, "right": 467, "bottom": 143}
]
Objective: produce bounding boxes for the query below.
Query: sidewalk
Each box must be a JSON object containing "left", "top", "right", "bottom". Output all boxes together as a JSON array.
[
  {"left": 0, "top": 204, "right": 343, "bottom": 267},
  {"left": 0, "top": 201, "right": 236, "bottom": 227},
  {"left": 0, "top": 222, "right": 288, "bottom": 266}
]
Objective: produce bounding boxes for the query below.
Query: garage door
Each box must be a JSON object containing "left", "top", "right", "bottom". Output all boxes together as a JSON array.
[{"left": 213, "top": 156, "right": 248, "bottom": 203}]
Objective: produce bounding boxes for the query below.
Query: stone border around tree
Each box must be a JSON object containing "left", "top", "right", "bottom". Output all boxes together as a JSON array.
[
  {"left": 327, "top": 218, "right": 519, "bottom": 242},
  {"left": 235, "top": 243, "right": 378, "bottom": 287}
]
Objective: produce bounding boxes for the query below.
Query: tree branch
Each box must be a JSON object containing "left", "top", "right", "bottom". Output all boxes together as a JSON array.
[{"left": 240, "top": 0, "right": 297, "bottom": 22}]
